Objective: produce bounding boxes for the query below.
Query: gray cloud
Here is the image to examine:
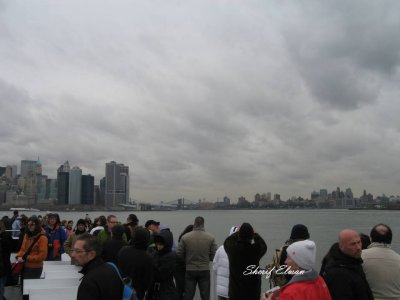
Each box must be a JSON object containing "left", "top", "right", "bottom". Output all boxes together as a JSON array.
[{"left": 1, "top": 1, "right": 400, "bottom": 203}]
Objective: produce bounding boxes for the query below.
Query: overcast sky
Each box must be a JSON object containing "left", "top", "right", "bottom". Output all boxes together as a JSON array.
[{"left": 1, "top": 1, "right": 400, "bottom": 204}]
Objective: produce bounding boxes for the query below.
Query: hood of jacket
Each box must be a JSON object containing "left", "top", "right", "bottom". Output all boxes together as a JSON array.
[{"left": 154, "top": 229, "right": 173, "bottom": 251}]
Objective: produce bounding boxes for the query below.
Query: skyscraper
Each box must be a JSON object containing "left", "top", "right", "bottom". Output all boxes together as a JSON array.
[
  {"left": 105, "top": 161, "right": 129, "bottom": 207},
  {"left": 21, "top": 160, "right": 37, "bottom": 177},
  {"left": 57, "top": 172, "right": 69, "bottom": 205},
  {"left": 81, "top": 174, "right": 94, "bottom": 205},
  {"left": 69, "top": 166, "right": 82, "bottom": 205}
]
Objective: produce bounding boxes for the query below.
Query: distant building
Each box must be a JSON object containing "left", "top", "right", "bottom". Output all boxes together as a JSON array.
[
  {"left": 81, "top": 174, "right": 94, "bottom": 205},
  {"left": 57, "top": 172, "right": 69, "bottom": 205},
  {"left": 105, "top": 161, "right": 129, "bottom": 207},
  {"left": 0, "top": 167, "right": 5, "bottom": 177},
  {"left": 69, "top": 166, "right": 82, "bottom": 205},
  {"left": 21, "top": 160, "right": 38, "bottom": 177},
  {"left": 5, "top": 165, "right": 17, "bottom": 179}
]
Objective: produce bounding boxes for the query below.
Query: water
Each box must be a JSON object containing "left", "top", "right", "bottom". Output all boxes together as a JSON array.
[{"left": 3, "top": 209, "right": 400, "bottom": 298}]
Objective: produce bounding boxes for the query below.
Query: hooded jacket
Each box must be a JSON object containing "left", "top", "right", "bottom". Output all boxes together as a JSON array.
[
  {"left": 17, "top": 229, "right": 48, "bottom": 269},
  {"left": 323, "top": 246, "right": 373, "bottom": 300},
  {"left": 146, "top": 230, "right": 177, "bottom": 300},
  {"left": 118, "top": 228, "right": 154, "bottom": 300}
]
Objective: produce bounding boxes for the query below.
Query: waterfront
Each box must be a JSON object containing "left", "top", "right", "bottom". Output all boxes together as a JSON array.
[{"left": 3, "top": 209, "right": 400, "bottom": 297}]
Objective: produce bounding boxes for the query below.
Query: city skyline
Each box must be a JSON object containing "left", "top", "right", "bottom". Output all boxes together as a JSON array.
[{"left": 1, "top": 1, "right": 400, "bottom": 203}]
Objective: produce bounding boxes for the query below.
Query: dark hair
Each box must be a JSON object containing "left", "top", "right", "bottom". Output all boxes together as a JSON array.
[
  {"left": 178, "top": 225, "right": 194, "bottom": 242},
  {"left": 194, "top": 216, "right": 204, "bottom": 229},
  {"left": 76, "top": 233, "right": 102, "bottom": 255},
  {"left": 98, "top": 215, "right": 107, "bottom": 226},
  {"left": 370, "top": 224, "right": 392, "bottom": 244},
  {"left": 360, "top": 233, "right": 371, "bottom": 249},
  {"left": 26, "top": 216, "right": 42, "bottom": 236}
]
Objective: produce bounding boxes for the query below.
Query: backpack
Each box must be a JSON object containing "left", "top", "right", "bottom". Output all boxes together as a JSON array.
[
  {"left": 107, "top": 262, "right": 138, "bottom": 300},
  {"left": 266, "top": 246, "right": 290, "bottom": 288}
]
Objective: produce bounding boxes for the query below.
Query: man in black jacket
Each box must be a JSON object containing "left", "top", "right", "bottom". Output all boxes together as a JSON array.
[
  {"left": 71, "top": 233, "right": 122, "bottom": 300},
  {"left": 323, "top": 229, "right": 373, "bottom": 300},
  {"left": 224, "top": 222, "right": 267, "bottom": 300}
]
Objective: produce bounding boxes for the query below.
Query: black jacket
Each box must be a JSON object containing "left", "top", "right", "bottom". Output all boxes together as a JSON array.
[
  {"left": 224, "top": 232, "right": 267, "bottom": 300},
  {"left": 323, "top": 246, "right": 374, "bottom": 300},
  {"left": 147, "top": 230, "right": 177, "bottom": 300},
  {"left": 118, "top": 228, "right": 154, "bottom": 300},
  {"left": 0, "top": 232, "right": 13, "bottom": 277},
  {"left": 101, "top": 239, "right": 127, "bottom": 264},
  {"left": 77, "top": 256, "right": 123, "bottom": 300}
]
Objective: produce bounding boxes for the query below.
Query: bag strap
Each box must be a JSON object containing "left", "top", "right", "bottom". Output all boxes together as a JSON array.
[
  {"left": 22, "top": 234, "right": 43, "bottom": 260},
  {"left": 107, "top": 262, "right": 123, "bottom": 280}
]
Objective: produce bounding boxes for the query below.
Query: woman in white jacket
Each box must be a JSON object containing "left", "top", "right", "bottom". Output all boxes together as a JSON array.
[{"left": 213, "top": 226, "right": 238, "bottom": 300}]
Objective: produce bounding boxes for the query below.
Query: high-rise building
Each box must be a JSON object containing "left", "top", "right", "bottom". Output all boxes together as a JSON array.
[
  {"left": 57, "top": 161, "right": 70, "bottom": 173},
  {"left": 0, "top": 167, "right": 5, "bottom": 177},
  {"left": 5, "top": 165, "right": 17, "bottom": 178},
  {"left": 57, "top": 172, "right": 69, "bottom": 205},
  {"left": 69, "top": 166, "right": 82, "bottom": 205},
  {"left": 81, "top": 174, "right": 94, "bottom": 205},
  {"left": 45, "top": 178, "right": 58, "bottom": 201},
  {"left": 21, "top": 160, "right": 37, "bottom": 177},
  {"left": 105, "top": 161, "right": 129, "bottom": 207}
]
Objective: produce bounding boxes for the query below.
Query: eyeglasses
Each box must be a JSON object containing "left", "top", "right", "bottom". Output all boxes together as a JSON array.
[{"left": 70, "top": 248, "right": 89, "bottom": 254}]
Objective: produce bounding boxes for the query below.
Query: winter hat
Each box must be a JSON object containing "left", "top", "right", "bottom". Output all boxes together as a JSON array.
[
  {"left": 238, "top": 223, "right": 254, "bottom": 241},
  {"left": 229, "top": 226, "right": 238, "bottom": 235},
  {"left": 289, "top": 224, "right": 310, "bottom": 240},
  {"left": 286, "top": 240, "right": 316, "bottom": 270},
  {"left": 76, "top": 219, "right": 86, "bottom": 226}
]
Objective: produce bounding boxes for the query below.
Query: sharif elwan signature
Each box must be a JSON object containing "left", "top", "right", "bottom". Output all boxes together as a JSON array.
[{"left": 243, "top": 265, "right": 305, "bottom": 279}]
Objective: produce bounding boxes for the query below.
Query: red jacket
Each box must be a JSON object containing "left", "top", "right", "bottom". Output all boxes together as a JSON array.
[{"left": 271, "top": 275, "right": 332, "bottom": 300}]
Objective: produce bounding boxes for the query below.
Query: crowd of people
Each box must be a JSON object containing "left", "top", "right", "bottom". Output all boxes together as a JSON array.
[{"left": 0, "top": 210, "right": 399, "bottom": 300}]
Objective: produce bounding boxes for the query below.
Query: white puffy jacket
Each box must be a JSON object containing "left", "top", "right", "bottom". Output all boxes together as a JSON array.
[{"left": 213, "top": 245, "right": 230, "bottom": 298}]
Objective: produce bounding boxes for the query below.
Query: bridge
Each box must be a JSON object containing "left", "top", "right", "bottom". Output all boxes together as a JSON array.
[{"left": 118, "top": 198, "right": 197, "bottom": 211}]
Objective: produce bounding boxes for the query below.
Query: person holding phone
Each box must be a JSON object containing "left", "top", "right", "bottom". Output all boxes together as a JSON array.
[{"left": 264, "top": 240, "right": 331, "bottom": 300}]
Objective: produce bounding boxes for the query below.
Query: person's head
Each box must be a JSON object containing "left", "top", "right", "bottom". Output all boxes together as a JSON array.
[
  {"left": 127, "top": 214, "right": 139, "bottom": 226},
  {"left": 111, "top": 224, "right": 125, "bottom": 240},
  {"left": 339, "top": 229, "right": 362, "bottom": 258},
  {"left": 97, "top": 215, "right": 107, "bottom": 227},
  {"left": 193, "top": 216, "right": 204, "bottom": 229},
  {"left": 27, "top": 216, "right": 42, "bottom": 236},
  {"left": 154, "top": 230, "right": 174, "bottom": 253},
  {"left": 107, "top": 215, "right": 118, "bottom": 230},
  {"left": 47, "top": 213, "right": 60, "bottom": 227},
  {"left": 289, "top": 224, "right": 310, "bottom": 241},
  {"left": 360, "top": 233, "right": 371, "bottom": 249},
  {"left": 71, "top": 233, "right": 102, "bottom": 267},
  {"left": 13, "top": 210, "right": 18, "bottom": 217},
  {"left": 61, "top": 219, "right": 67, "bottom": 227},
  {"left": 145, "top": 220, "right": 160, "bottom": 233},
  {"left": 370, "top": 223, "right": 392, "bottom": 244},
  {"left": 66, "top": 220, "right": 73, "bottom": 230},
  {"left": 178, "top": 224, "right": 193, "bottom": 242},
  {"left": 285, "top": 240, "right": 316, "bottom": 271},
  {"left": 76, "top": 219, "right": 87, "bottom": 233},
  {"left": 238, "top": 222, "right": 254, "bottom": 241},
  {"left": 131, "top": 227, "right": 150, "bottom": 250},
  {"left": 0, "top": 221, "right": 6, "bottom": 233}
]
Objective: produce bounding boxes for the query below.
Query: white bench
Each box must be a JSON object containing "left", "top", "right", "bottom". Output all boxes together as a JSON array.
[
  {"left": 44, "top": 260, "right": 72, "bottom": 265},
  {"left": 23, "top": 277, "right": 80, "bottom": 295},
  {"left": 42, "top": 271, "right": 82, "bottom": 279},
  {"left": 28, "top": 287, "right": 77, "bottom": 300},
  {"left": 43, "top": 265, "right": 81, "bottom": 271}
]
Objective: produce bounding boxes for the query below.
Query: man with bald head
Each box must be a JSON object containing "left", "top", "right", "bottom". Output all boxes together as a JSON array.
[
  {"left": 362, "top": 224, "right": 400, "bottom": 300},
  {"left": 323, "top": 229, "right": 373, "bottom": 300}
]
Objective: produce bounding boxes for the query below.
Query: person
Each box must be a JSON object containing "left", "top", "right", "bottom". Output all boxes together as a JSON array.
[
  {"left": 323, "top": 229, "right": 373, "bottom": 300},
  {"left": 64, "top": 219, "right": 87, "bottom": 264},
  {"left": 146, "top": 229, "right": 178, "bottom": 300},
  {"left": 71, "top": 233, "right": 123, "bottom": 300},
  {"left": 124, "top": 214, "right": 139, "bottom": 242},
  {"left": 176, "top": 225, "right": 194, "bottom": 300},
  {"left": 98, "top": 215, "right": 124, "bottom": 243},
  {"left": 360, "top": 233, "right": 371, "bottom": 249},
  {"left": 213, "top": 226, "right": 238, "bottom": 300},
  {"left": 65, "top": 220, "right": 74, "bottom": 238},
  {"left": 0, "top": 220, "right": 13, "bottom": 299},
  {"left": 101, "top": 224, "right": 128, "bottom": 264},
  {"left": 268, "top": 224, "right": 310, "bottom": 287},
  {"left": 264, "top": 240, "right": 331, "bottom": 300},
  {"left": 118, "top": 227, "right": 154, "bottom": 300},
  {"left": 11, "top": 215, "right": 21, "bottom": 238},
  {"left": 145, "top": 219, "right": 160, "bottom": 254},
  {"left": 362, "top": 223, "right": 400, "bottom": 300},
  {"left": 16, "top": 216, "right": 48, "bottom": 280},
  {"left": 176, "top": 216, "right": 217, "bottom": 300},
  {"left": 16, "top": 215, "right": 28, "bottom": 252},
  {"left": 45, "top": 213, "right": 67, "bottom": 261},
  {"left": 224, "top": 222, "right": 267, "bottom": 300},
  {"left": 89, "top": 215, "right": 107, "bottom": 236}
]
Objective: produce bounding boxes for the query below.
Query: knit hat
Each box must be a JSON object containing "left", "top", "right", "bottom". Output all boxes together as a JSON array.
[
  {"left": 76, "top": 219, "right": 86, "bottom": 226},
  {"left": 289, "top": 224, "right": 310, "bottom": 240},
  {"left": 229, "top": 226, "right": 238, "bottom": 235},
  {"left": 286, "top": 240, "right": 316, "bottom": 270},
  {"left": 238, "top": 223, "right": 254, "bottom": 241}
]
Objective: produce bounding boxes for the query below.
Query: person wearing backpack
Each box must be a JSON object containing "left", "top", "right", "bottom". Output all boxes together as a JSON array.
[{"left": 71, "top": 233, "right": 123, "bottom": 300}]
